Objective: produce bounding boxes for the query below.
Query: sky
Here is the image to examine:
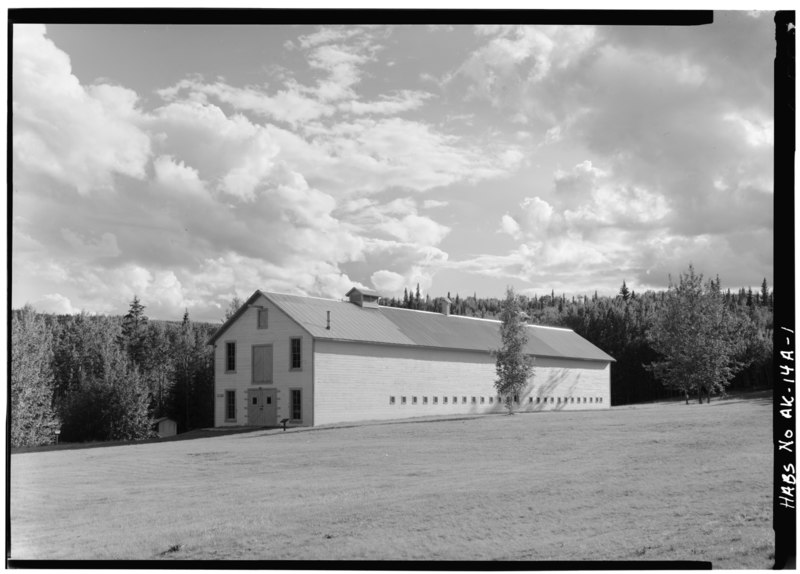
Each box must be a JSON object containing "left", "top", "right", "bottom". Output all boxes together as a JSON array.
[{"left": 11, "top": 13, "right": 775, "bottom": 322}]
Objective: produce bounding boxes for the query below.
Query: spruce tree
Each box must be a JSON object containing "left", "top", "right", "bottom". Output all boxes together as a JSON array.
[
  {"left": 120, "top": 295, "right": 148, "bottom": 367},
  {"left": 11, "top": 306, "right": 61, "bottom": 447},
  {"left": 619, "top": 280, "right": 631, "bottom": 302}
]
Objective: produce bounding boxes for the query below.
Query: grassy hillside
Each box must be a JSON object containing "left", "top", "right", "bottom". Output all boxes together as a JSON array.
[{"left": 10, "top": 393, "right": 773, "bottom": 567}]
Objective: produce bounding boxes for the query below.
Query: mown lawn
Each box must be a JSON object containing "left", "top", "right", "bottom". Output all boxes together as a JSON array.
[{"left": 10, "top": 393, "right": 774, "bottom": 567}]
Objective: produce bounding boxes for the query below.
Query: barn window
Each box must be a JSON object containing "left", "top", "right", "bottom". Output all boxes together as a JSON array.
[
  {"left": 390, "top": 396, "right": 396, "bottom": 405},
  {"left": 443, "top": 396, "right": 448, "bottom": 404},
  {"left": 412, "top": 396, "right": 418, "bottom": 404},
  {"left": 589, "top": 397, "right": 593, "bottom": 403},
  {"left": 401, "top": 396, "right": 407, "bottom": 405},
  {"left": 489, "top": 397, "right": 493, "bottom": 404},
  {"left": 550, "top": 397, "right": 554, "bottom": 403},
  {"left": 225, "top": 342, "right": 236, "bottom": 372},
  {"left": 225, "top": 390, "right": 236, "bottom": 421},
  {"left": 290, "top": 338, "right": 302, "bottom": 370},
  {"left": 471, "top": 396, "right": 476, "bottom": 404},
  {"left": 570, "top": 397, "right": 574, "bottom": 403},
  {"left": 536, "top": 397, "right": 541, "bottom": 403},
  {"left": 257, "top": 308, "right": 268, "bottom": 329},
  {"left": 290, "top": 389, "right": 302, "bottom": 421},
  {"left": 529, "top": 397, "right": 533, "bottom": 403},
  {"left": 423, "top": 396, "right": 428, "bottom": 405},
  {"left": 433, "top": 396, "right": 438, "bottom": 404},
  {"left": 453, "top": 396, "right": 458, "bottom": 404},
  {"left": 480, "top": 396, "right": 485, "bottom": 404},
  {"left": 462, "top": 396, "right": 467, "bottom": 404},
  {"left": 513, "top": 395, "right": 519, "bottom": 404}
]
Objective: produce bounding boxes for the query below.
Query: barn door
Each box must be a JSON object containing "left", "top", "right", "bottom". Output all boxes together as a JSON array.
[
  {"left": 247, "top": 388, "right": 277, "bottom": 427},
  {"left": 248, "top": 389, "right": 266, "bottom": 426},
  {"left": 252, "top": 345, "right": 273, "bottom": 384}
]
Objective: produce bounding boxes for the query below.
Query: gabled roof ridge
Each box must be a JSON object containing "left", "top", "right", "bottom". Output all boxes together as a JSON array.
[
  {"left": 380, "top": 306, "right": 457, "bottom": 316},
  {"left": 264, "top": 290, "right": 346, "bottom": 303}
]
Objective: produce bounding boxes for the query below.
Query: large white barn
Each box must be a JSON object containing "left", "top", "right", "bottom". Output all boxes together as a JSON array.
[{"left": 208, "top": 288, "right": 614, "bottom": 428}]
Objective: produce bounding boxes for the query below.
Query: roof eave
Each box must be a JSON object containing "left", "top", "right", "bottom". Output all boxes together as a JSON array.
[{"left": 314, "top": 336, "right": 614, "bottom": 362}]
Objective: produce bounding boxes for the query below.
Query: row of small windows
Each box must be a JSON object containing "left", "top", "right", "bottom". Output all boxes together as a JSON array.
[{"left": 388, "top": 395, "right": 603, "bottom": 405}]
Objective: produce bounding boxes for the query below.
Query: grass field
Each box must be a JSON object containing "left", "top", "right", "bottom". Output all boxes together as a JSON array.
[{"left": 10, "top": 392, "right": 774, "bottom": 567}]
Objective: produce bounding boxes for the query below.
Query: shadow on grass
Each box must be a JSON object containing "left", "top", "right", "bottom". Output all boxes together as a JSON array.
[
  {"left": 10, "top": 426, "right": 279, "bottom": 455},
  {"left": 617, "top": 388, "right": 773, "bottom": 409},
  {"left": 13, "top": 389, "right": 774, "bottom": 455}
]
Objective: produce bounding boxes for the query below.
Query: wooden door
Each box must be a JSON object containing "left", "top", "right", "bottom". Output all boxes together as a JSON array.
[
  {"left": 252, "top": 345, "right": 273, "bottom": 385},
  {"left": 247, "top": 388, "right": 277, "bottom": 427}
]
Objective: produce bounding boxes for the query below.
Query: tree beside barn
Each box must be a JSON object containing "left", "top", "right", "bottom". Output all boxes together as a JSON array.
[{"left": 493, "top": 287, "right": 535, "bottom": 413}]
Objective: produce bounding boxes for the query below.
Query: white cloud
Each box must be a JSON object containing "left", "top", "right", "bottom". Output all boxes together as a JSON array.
[
  {"left": 12, "top": 24, "right": 151, "bottom": 195},
  {"left": 499, "top": 214, "right": 521, "bottom": 238},
  {"left": 339, "top": 90, "right": 433, "bottom": 116},
  {"left": 423, "top": 199, "right": 448, "bottom": 209},
  {"left": 31, "top": 293, "right": 79, "bottom": 315},
  {"left": 724, "top": 112, "right": 774, "bottom": 147},
  {"left": 370, "top": 269, "right": 407, "bottom": 294}
]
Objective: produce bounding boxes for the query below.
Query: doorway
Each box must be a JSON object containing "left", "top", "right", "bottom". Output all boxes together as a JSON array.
[{"left": 247, "top": 388, "right": 277, "bottom": 427}]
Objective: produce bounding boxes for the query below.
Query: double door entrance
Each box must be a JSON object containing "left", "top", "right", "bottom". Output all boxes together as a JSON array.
[{"left": 247, "top": 388, "right": 277, "bottom": 427}]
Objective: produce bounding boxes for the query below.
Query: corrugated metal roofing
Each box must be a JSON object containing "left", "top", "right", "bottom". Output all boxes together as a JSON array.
[
  {"left": 268, "top": 292, "right": 414, "bottom": 345},
  {"left": 265, "top": 292, "right": 614, "bottom": 362}
]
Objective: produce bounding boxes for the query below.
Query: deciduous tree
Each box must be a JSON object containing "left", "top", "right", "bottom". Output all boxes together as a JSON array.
[
  {"left": 493, "top": 287, "right": 535, "bottom": 413},
  {"left": 646, "top": 265, "right": 746, "bottom": 403}
]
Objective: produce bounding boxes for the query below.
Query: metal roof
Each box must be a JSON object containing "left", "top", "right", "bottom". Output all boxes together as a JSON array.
[{"left": 263, "top": 292, "right": 614, "bottom": 362}]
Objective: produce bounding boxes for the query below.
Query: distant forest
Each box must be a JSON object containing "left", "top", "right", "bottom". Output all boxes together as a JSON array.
[
  {"left": 11, "top": 276, "right": 773, "bottom": 448},
  {"left": 383, "top": 278, "right": 773, "bottom": 405}
]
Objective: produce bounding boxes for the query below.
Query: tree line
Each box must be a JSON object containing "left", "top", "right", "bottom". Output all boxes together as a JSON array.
[
  {"left": 386, "top": 269, "right": 773, "bottom": 405},
  {"left": 11, "top": 265, "right": 773, "bottom": 447},
  {"left": 11, "top": 297, "right": 215, "bottom": 448}
]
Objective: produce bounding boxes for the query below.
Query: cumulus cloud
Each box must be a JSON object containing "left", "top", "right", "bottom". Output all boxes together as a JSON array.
[
  {"left": 31, "top": 293, "right": 79, "bottom": 315},
  {"left": 12, "top": 24, "right": 151, "bottom": 195},
  {"left": 12, "top": 19, "right": 774, "bottom": 318}
]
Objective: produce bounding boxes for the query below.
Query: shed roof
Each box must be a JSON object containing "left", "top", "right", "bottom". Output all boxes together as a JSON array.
[{"left": 210, "top": 290, "right": 614, "bottom": 363}]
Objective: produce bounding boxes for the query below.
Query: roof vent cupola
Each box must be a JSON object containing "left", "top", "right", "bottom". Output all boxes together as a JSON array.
[{"left": 346, "top": 287, "right": 382, "bottom": 309}]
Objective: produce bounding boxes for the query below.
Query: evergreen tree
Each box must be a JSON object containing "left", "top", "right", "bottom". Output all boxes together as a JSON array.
[
  {"left": 403, "top": 288, "right": 409, "bottom": 308},
  {"left": 760, "top": 278, "right": 769, "bottom": 307},
  {"left": 493, "top": 287, "right": 535, "bottom": 414},
  {"left": 11, "top": 306, "right": 61, "bottom": 447},
  {"left": 119, "top": 295, "right": 148, "bottom": 366},
  {"left": 415, "top": 283, "right": 421, "bottom": 310},
  {"left": 619, "top": 280, "right": 631, "bottom": 302}
]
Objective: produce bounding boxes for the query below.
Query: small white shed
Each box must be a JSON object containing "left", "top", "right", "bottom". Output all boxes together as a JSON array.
[{"left": 154, "top": 417, "right": 178, "bottom": 438}]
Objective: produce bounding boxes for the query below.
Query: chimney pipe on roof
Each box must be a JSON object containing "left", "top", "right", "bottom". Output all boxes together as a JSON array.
[
  {"left": 443, "top": 297, "right": 452, "bottom": 317},
  {"left": 326, "top": 310, "right": 331, "bottom": 330}
]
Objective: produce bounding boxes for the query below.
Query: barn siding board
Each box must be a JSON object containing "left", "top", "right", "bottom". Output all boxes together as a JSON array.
[
  {"left": 313, "top": 340, "right": 610, "bottom": 426},
  {"left": 213, "top": 294, "right": 313, "bottom": 427}
]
